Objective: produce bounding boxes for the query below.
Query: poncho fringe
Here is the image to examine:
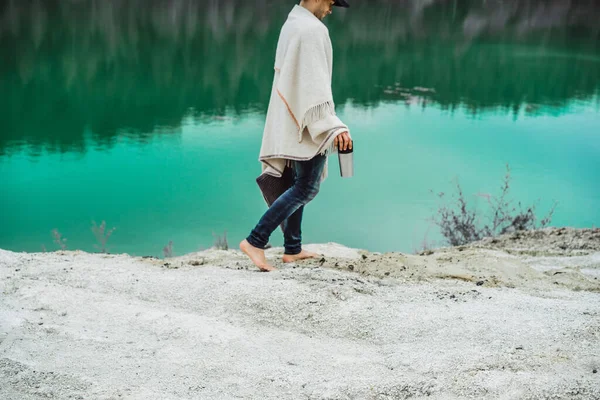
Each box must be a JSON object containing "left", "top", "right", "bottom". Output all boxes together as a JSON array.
[{"left": 297, "top": 100, "right": 337, "bottom": 142}]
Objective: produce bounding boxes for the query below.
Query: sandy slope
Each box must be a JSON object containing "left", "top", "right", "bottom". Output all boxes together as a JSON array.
[{"left": 1, "top": 228, "right": 599, "bottom": 399}]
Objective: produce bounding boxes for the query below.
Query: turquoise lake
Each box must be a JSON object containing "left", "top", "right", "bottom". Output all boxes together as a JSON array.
[{"left": 1, "top": 1, "right": 599, "bottom": 257}]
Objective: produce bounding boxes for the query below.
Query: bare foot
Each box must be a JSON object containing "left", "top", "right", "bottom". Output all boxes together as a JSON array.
[
  {"left": 282, "top": 250, "right": 320, "bottom": 263},
  {"left": 239, "top": 239, "right": 277, "bottom": 272}
]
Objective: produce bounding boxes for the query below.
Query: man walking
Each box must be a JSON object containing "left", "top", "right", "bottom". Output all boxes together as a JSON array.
[{"left": 240, "top": 0, "right": 352, "bottom": 271}]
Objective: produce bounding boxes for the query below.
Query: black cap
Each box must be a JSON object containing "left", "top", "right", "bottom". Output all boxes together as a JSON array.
[{"left": 334, "top": 0, "right": 349, "bottom": 7}]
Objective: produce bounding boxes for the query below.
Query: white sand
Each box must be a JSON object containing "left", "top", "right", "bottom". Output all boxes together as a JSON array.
[{"left": 1, "top": 229, "right": 599, "bottom": 399}]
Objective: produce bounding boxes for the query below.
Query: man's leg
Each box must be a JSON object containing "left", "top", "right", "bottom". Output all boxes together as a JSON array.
[
  {"left": 281, "top": 156, "right": 326, "bottom": 262},
  {"left": 281, "top": 203, "right": 321, "bottom": 263},
  {"left": 241, "top": 154, "right": 327, "bottom": 270},
  {"left": 282, "top": 205, "right": 304, "bottom": 255}
]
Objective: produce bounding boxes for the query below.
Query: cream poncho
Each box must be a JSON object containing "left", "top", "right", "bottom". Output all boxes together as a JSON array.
[{"left": 257, "top": 5, "right": 349, "bottom": 187}]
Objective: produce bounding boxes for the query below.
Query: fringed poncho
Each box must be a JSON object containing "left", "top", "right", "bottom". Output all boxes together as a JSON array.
[{"left": 256, "top": 5, "right": 350, "bottom": 206}]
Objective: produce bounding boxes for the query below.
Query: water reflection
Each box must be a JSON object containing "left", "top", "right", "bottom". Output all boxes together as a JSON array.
[{"left": 1, "top": 0, "right": 599, "bottom": 155}]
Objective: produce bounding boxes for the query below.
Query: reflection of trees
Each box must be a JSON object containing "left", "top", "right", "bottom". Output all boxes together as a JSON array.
[
  {"left": 0, "top": 0, "right": 598, "bottom": 154},
  {"left": 334, "top": 42, "right": 600, "bottom": 113}
]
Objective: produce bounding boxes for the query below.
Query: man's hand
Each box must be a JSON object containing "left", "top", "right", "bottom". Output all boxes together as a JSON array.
[{"left": 334, "top": 131, "right": 352, "bottom": 151}]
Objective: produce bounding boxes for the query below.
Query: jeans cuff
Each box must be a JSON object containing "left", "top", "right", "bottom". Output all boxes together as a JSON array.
[
  {"left": 246, "top": 234, "right": 266, "bottom": 250},
  {"left": 284, "top": 246, "right": 301, "bottom": 255}
]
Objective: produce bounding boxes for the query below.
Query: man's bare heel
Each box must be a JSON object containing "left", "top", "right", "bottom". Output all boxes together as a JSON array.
[{"left": 240, "top": 239, "right": 277, "bottom": 272}]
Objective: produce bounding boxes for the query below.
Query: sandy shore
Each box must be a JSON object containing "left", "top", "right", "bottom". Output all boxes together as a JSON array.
[{"left": 1, "top": 228, "right": 599, "bottom": 399}]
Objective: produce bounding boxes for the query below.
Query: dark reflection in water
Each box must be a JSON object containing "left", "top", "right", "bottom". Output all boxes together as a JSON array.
[{"left": 0, "top": 0, "right": 599, "bottom": 155}]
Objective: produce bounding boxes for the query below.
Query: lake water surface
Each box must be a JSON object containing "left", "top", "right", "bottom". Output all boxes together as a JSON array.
[{"left": 1, "top": 1, "right": 599, "bottom": 256}]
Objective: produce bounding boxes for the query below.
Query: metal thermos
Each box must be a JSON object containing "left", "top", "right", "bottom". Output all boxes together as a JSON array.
[{"left": 338, "top": 141, "right": 354, "bottom": 178}]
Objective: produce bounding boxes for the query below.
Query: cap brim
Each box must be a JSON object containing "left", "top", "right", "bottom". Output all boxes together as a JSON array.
[{"left": 333, "top": 0, "right": 349, "bottom": 8}]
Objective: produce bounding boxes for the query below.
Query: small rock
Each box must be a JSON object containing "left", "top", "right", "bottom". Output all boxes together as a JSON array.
[
  {"left": 593, "top": 369, "right": 597, "bottom": 374},
  {"left": 362, "top": 254, "right": 367, "bottom": 260},
  {"left": 516, "top": 346, "right": 524, "bottom": 350},
  {"left": 348, "top": 265, "right": 354, "bottom": 270},
  {"left": 476, "top": 281, "right": 484, "bottom": 286}
]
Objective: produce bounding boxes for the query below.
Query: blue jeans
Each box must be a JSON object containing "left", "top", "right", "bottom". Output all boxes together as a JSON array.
[{"left": 247, "top": 154, "right": 327, "bottom": 255}]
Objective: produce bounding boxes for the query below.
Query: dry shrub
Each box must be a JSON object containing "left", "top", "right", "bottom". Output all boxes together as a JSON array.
[{"left": 432, "top": 164, "right": 556, "bottom": 247}]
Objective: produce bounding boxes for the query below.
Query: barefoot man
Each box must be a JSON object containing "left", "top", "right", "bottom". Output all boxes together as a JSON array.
[{"left": 240, "top": 0, "right": 352, "bottom": 271}]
